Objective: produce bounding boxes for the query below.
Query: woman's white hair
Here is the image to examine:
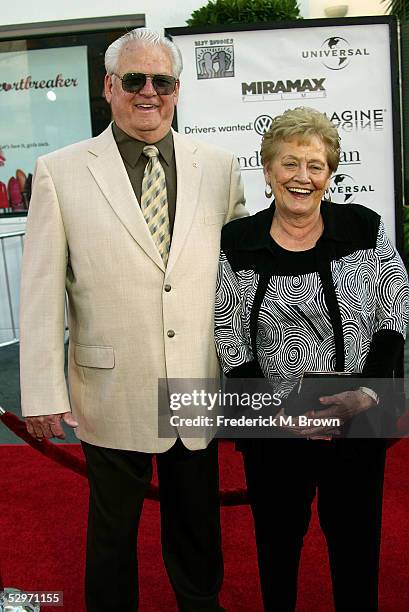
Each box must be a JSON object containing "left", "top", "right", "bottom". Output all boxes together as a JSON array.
[{"left": 105, "top": 28, "right": 183, "bottom": 78}]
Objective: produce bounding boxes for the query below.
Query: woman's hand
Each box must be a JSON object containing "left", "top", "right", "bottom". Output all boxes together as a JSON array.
[
  {"left": 272, "top": 390, "right": 375, "bottom": 438},
  {"left": 273, "top": 407, "right": 340, "bottom": 438},
  {"left": 299, "top": 389, "right": 376, "bottom": 438}
]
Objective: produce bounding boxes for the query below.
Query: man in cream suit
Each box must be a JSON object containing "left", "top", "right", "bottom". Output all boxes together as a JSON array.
[{"left": 20, "top": 28, "right": 246, "bottom": 612}]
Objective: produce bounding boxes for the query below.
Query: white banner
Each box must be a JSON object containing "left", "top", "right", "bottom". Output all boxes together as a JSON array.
[{"left": 172, "top": 21, "right": 398, "bottom": 242}]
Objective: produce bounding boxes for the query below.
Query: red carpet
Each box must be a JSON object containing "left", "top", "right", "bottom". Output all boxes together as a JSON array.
[{"left": 1, "top": 440, "right": 408, "bottom": 611}]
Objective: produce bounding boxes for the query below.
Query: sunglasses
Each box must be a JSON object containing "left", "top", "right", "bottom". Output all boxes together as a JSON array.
[{"left": 113, "top": 72, "right": 178, "bottom": 95}]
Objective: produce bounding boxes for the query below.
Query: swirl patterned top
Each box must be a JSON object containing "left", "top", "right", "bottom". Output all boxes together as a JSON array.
[{"left": 214, "top": 201, "right": 409, "bottom": 400}]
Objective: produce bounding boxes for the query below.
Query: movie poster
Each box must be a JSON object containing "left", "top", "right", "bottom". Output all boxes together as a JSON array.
[{"left": 0, "top": 45, "right": 92, "bottom": 214}]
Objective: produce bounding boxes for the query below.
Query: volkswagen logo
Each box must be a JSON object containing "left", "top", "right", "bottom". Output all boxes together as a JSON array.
[{"left": 254, "top": 114, "right": 273, "bottom": 135}]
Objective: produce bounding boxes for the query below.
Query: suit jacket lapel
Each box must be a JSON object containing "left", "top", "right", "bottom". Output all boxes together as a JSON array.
[
  {"left": 166, "top": 130, "right": 202, "bottom": 275},
  {"left": 87, "top": 126, "right": 165, "bottom": 271}
]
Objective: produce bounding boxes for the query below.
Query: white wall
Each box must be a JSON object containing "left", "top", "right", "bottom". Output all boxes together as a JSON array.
[
  {"left": 0, "top": 0, "right": 241, "bottom": 32},
  {"left": 308, "top": 0, "right": 387, "bottom": 18},
  {"left": 0, "top": 1, "right": 313, "bottom": 32},
  {"left": 0, "top": 0, "right": 386, "bottom": 30}
]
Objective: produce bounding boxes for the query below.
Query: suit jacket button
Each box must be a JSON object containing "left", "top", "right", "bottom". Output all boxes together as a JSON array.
[
  {"left": 164, "top": 284, "right": 171, "bottom": 292},
  {"left": 167, "top": 329, "right": 175, "bottom": 338}
]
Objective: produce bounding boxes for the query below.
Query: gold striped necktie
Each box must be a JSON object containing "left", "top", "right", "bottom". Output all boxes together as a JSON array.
[{"left": 141, "top": 145, "right": 170, "bottom": 265}]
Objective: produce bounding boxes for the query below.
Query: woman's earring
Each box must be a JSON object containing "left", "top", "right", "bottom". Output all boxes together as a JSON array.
[
  {"left": 265, "top": 183, "right": 273, "bottom": 199},
  {"left": 324, "top": 188, "right": 332, "bottom": 202}
]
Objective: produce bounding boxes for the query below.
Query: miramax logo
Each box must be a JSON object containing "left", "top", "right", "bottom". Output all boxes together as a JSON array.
[{"left": 241, "top": 77, "right": 326, "bottom": 102}]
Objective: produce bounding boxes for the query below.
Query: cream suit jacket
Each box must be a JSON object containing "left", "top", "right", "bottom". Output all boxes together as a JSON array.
[{"left": 19, "top": 125, "right": 246, "bottom": 452}]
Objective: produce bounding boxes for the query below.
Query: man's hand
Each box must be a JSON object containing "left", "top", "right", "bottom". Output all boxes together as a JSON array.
[{"left": 25, "top": 412, "right": 79, "bottom": 441}]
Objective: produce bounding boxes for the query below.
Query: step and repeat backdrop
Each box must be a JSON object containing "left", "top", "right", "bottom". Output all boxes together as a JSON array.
[{"left": 168, "top": 17, "right": 401, "bottom": 245}]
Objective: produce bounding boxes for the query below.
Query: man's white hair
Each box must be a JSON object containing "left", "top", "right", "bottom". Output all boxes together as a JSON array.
[{"left": 105, "top": 28, "right": 183, "bottom": 78}]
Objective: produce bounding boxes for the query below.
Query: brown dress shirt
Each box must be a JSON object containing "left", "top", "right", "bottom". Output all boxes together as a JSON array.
[{"left": 112, "top": 122, "right": 177, "bottom": 236}]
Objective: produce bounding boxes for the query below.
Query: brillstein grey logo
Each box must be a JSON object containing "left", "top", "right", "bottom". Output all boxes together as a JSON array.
[
  {"left": 195, "top": 44, "right": 234, "bottom": 80},
  {"left": 254, "top": 115, "right": 273, "bottom": 135},
  {"left": 302, "top": 36, "right": 370, "bottom": 70},
  {"left": 330, "top": 173, "right": 374, "bottom": 203}
]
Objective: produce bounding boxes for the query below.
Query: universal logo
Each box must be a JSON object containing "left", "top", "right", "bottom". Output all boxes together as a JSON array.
[
  {"left": 302, "top": 37, "right": 369, "bottom": 70},
  {"left": 195, "top": 39, "right": 234, "bottom": 80},
  {"left": 330, "top": 173, "right": 374, "bottom": 203},
  {"left": 242, "top": 77, "right": 326, "bottom": 102}
]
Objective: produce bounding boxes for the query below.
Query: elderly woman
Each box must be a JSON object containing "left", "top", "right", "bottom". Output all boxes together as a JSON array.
[{"left": 214, "top": 107, "right": 409, "bottom": 611}]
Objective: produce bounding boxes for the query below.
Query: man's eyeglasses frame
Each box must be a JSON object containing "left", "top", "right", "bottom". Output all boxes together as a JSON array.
[{"left": 112, "top": 72, "right": 178, "bottom": 96}]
